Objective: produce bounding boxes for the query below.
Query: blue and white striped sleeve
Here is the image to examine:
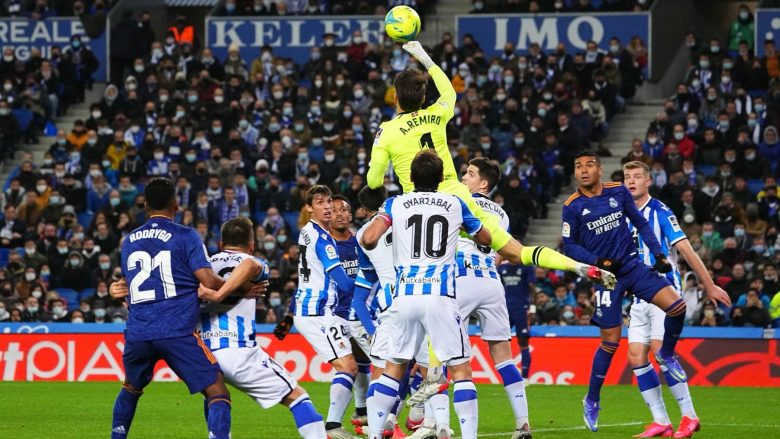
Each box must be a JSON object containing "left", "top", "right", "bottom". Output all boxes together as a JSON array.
[
  {"left": 658, "top": 207, "right": 687, "bottom": 246},
  {"left": 315, "top": 236, "right": 341, "bottom": 272},
  {"left": 457, "top": 198, "right": 483, "bottom": 236}
]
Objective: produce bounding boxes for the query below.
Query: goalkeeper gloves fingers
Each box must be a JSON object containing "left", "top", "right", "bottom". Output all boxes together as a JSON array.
[
  {"left": 402, "top": 41, "right": 434, "bottom": 70},
  {"left": 596, "top": 258, "right": 621, "bottom": 272},
  {"left": 654, "top": 254, "right": 673, "bottom": 273},
  {"left": 273, "top": 314, "right": 294, "bottom": 340}
]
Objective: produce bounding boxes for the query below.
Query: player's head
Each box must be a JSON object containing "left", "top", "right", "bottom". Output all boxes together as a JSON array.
[
  {"left": 305, "top": 185, "right": 333, "bottom": 224},
  {"left": 623, "top": 161, "right": 651, "bottom": 200},
  {"left": 411, "top": 150, "right": 444, "bottom": 191},
  {"left": 358, "top": 186, "right": 388, "bottom": 215},
  {"left": 462, "top": 157, "right": 500, "bottom": 195},
  {"left": 573, "top": 150, "right": 602, "bottom": 190},
  {"left": 144, "top": 178, "right": 178, "bottom": 215},
  {"left": 394, "top": 68, "right": 427, "bottom": 112},
  {"left": 331, "top": 194, "right": 352, "bottom": 234},
  {"left": 220, "top": 217, "right": 255, "bottom": 253}
]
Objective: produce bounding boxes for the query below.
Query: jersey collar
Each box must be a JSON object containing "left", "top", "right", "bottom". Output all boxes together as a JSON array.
[
  {"left": 637, "top": 196, "right": 653, "bottom": 211},
  {"left": 473, "top": 192, "right": 489, "bottom": 200}
]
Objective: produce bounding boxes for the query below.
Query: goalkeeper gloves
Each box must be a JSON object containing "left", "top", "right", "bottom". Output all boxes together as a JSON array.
[
  {"left": 273, "top": 314, "right": 294, "bottom": 340},
  {"left": 402, "top": 41, "right": 434, "bottom": 70},
  {"left": 596, "top": 258, "right": 621, "bottom": 272},
  {"left": 654, "top": 254, "right": 673, "bottom": 273}
]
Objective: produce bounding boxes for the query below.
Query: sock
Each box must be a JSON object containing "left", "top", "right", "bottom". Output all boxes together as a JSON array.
[
  {"left": 587, "top": 341, "right": 618, "bottom": 403},
  {"left": 423, "top": 399, "right": 436, "bottom": 428},
  {"left": 453, "top": 380, "right": 478, "bottom": 439},
  {"left": 326, "top": 372, "right": 355, "bottom": 429},
  {"left": 354, "top": 362, "right": 371, "bottom": 416},
  {"left": 633, "top": 363, "right": 671, "bottom": 425},
  {"left": 111, "top": 386, "right": 142, "bottom": 438},
  {"left": 289, "top": 394, "right": 326, "bottom": 439},
  {"left": 661, "top": 365, "right": 697, "bottom": 419},
  {"left": 520, "top": 245, "right": 577, "bottom": 271},
  {"left": 520, "top": 346, "right": 531, "bottom": 379},
  {"left": 206, "top": 394, "right": 231, "bottom": 439},
  {"left": 367, "top": 374, "right": 400, "bottom": 438},
  {"left": 430, "top": 391, "right": 450, "bottom": 430},
  {"left": 410, "top": 370, "right": 423, "bottom": 394},
  {"left": 496, "top": 360, "right": 529, "bottom": 429},
  {"left": 408, "top": 370, "right": 425, "bottom": 423},
  {"left": 660, "top": 299, "right": 686, "bottom": 358}
]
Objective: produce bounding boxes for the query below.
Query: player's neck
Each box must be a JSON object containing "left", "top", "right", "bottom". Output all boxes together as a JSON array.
[
  {"left": 634, "top": 193, "right": 651, "bottom": 209},
  {"left": 223, "top": 245, "right": 249, "bottom": 253},
  {"left": 148, "top": 211, "right": 174, "bottom": 220},
  {"left": 579, "top": 181, "right": 603, "bottom": 197},
  {"left": 331, "top": 228, "right": 350, "bottom": 241}
]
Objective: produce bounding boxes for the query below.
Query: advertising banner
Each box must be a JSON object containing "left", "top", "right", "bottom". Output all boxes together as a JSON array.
[
  {"left": 755, "top": 9, "right": 780, "bottom": 57},
  {"left": 457, "top": 13, "right": 651, "bottom": 76},
  {"left": 206, "top": 16, "right": 384, "bottom": 65},
  {"left": 0, "top": 18, "right": 107, "bottom": 82},
  {"left": 1, "top": 332, "right": 776, "bottom": 386}
]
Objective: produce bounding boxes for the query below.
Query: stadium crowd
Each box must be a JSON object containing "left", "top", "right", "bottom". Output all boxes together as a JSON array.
[
  {"left": 216, "top": 0, "right": 434, "bottom": 16},
  {"left": 0, "top": 5, "right": 776, "bottom": 331},
  {"left": 468, "top": 0, "right": 652, "bottom": 14}
]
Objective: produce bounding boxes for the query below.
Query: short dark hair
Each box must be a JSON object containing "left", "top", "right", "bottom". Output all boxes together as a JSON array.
[
  {"left": 304, "top": 185, "right": 332, "bottom": 206},
  {"left": 394, "top": 68, "right": 427, "bottom": 112},
  {"left": 358, "top": 186, "right": 388, "bottom": 212},
  {"left": 468, "top": 157, "right": 500, "bottom": 192},
  {"left": 144, "top": 178, "right": 176, "bottom": 211},
  {"left": 574, "top": 150, "right": 600, "bottom": 164},
  {"left": 411, "top": 150, "right": 444, "bottom": 191},
  {"left": 220, "top": 217, "right": 254, "bottom": 247},
  {"left": 332, "top": 194, "right": 351, "bottom": 209}
]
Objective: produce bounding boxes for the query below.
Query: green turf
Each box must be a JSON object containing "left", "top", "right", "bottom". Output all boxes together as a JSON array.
[{"left": 0, "top": 382, "right": 777, "bottom": 438}]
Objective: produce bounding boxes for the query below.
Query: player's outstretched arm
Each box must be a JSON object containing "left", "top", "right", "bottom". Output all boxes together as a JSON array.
[
  {"left": 471, "top": 225, "right": 492, "bottom": 247},
  {"left": 674, "top": 239, "right": 732, "bottom": 307},
  {"left": 360, "top": 215, "right": 390, "bottom": 250},
  {"left": 109, "top": 279, "right": 128, "bottom": 299},
  {"left": 197, "top": 259, "right": 262, "bottom": 302},
  {"left": 402, "top": 41, "right": 456, "bottom": 111}
]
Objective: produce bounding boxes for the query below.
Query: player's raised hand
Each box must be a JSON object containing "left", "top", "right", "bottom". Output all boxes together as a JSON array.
[
  {"left": 273, "top": 314, "right": 294, "bottom": 340},
  {"left": 705, "top": 283, "right": 732, "bottom": 307},
  {"left": 109, "top": 279, "right": 129, "bottom": 299},
  {"left": 653, "top": 254, "right": 673, "bottom": 273},
  {"left": 402, "top": 41, "right": 434, "bottom": 69}
]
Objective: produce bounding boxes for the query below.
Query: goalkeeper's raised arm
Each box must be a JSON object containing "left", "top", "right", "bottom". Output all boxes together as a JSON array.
[{"left": 403, "top": 41, "right": 457, "bottom": 111}]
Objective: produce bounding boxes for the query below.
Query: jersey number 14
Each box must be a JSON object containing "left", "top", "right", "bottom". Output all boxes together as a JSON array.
[{"left": 127, "top": 250, "right": 178, "bottom": 304}]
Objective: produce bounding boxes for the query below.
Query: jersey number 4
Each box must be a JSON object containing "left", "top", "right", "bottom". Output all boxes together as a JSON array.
[
  {"left": 406, "top": 214, "right": 449, "bottom": 259},
  {"left": 127, "top": 250, "right": 177, "bottom": 304}
]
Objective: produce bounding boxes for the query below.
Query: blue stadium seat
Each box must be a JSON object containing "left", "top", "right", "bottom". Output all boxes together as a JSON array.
[
  {"left": 80, "top": 288, "right": 96, "bottom": 301},
  {"left": 56, "top": 289, "right": 80, "bottom": 309},
  {"left": 283, "top": 211, "right": 301, "bottom": 239},
  {"left": 253, "top": 211, "right": 267, "bottom": 225},
  {"left": 0, "top": 248, "right": 9, "bottom": 267},
  {"left": 748, "top": 179, "right": 765, "bottom": 195},
  {"left": 78, "top": 212, "right": 94, "bottom": 229},
  {"left": 696, "top": 164, "right": 716, "bottom": 177}
]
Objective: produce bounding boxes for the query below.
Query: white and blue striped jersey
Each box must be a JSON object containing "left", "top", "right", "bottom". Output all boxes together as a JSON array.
[
  {"left": 456, "top": 194, "right": 509, "bottom": 279},
  {"left": 628, "top": 197, "right": 686, "bottom": 301},
  {"left": 379, "top": 191, "right": 483, "bottom": 298},
  {"left": 198, "top": 250, "right": 268, "bottom": 351},
  {"left": 294, "top": 221, "right": 342, "bottom": 316},
  {"left": 354, "top": 224, "right": 395, "bottom": 316}
]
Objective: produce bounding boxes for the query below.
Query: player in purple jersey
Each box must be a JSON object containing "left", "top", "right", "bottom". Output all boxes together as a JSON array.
[
  {"left": 561, "top": 152, "right": 692, "bottom": 432},
  {"left": 109, "top": 178, "right": 235, "bottom": 439}
]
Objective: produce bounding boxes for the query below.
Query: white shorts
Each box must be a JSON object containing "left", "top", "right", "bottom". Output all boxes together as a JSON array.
[
  {"left": 628, "top": 300, "right": 666, "bottom": 344},
  {"left": 370, "top": 315, "right": 431, "bottom": 368},
  {"left": 295, "top": 315, "right": 352, "bottom": 362},
  {"left": 347, "top": 319, "right": 372, "bottom": 357},
  {"left": 456, "top": 275, "right": 511, "bottom": 341},
  {"left": 384, "top": 295, "right": 470, "bottom": 366},
  {"left": 213, "top": 347, "right": 297, "bottom": 408}
]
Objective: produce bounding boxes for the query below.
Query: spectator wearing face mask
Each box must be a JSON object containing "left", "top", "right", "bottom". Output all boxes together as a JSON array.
[
  {"left": 22, "top": 296, "right": 48, "bottom": 322},
  {"left": 48, "top": 298, "right": 69, "bottom": 322},
  {"left": 21, "top": 239, "right": 46, "bottom": 271},
  {"left": 729, "top": 5, "right": 755, "bottom": 53},
  {"left": 694, "top": 300, "right": 725, "bottom": 327},
  {"left": 732, "top": 289, "right": 770, "bottom": 327},
  {"left": 56, "top": 251, "right": 93, "bottom": 291}
]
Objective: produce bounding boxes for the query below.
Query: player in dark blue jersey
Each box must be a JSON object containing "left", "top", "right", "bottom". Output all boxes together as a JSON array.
[
  {"left": 330, "top": 194, "right": 373, "bottom": 432},
  {"left": 561, "top": 152, "right": 688, "bottom": 432},
  {"left": 499, "top": 260, "right": 536, "bottom": 379},
  {"left": 110, "top": 178, "right": 233, "bottom": 439}
]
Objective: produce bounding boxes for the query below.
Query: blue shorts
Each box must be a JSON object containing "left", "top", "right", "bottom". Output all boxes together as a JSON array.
[
  {"left": 507, "top": 303, "right": 530, "bottom": 339},
  {"left": 591, "top": 259, "right": 671, "bottom": 329},
  {"left": 123, "top": 332, "right": 222, "bottom": 394}
]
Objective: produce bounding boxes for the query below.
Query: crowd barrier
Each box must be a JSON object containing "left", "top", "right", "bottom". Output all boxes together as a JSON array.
[{"left": 0, "top": 324, "right": 776, "bottom": 386}]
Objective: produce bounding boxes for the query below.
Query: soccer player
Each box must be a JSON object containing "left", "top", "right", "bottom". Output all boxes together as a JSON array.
[
  {"left": 284, "top": 185, "right": 360, "bottom": 439},
  {"left": 562, "top": 151, "right": 693, "bottom": 432},
  {"left": 448, "top": 157, "right": 531, "bottom": 439},
  {"left": 366, "top": 41, "right": 614, "bottom": 289},
  {"left": 623, "top": 161, "right": 731, "bottom": 438},
  {"left": 499, "top": 261, "right": 536, "bottom": 380},
  {"left": 329, "top": 194, "right": 372, "bottom": 430},
  {"left": 110, "top": 178, "right": 232, "bottom": 439},
  {"left": 361, "top": 151, "right": 491, "bottom": 439}
]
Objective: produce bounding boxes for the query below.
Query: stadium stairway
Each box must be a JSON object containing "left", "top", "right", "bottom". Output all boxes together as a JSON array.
[
  {"left": 0, "top": 85, "right": 105, "bottom": 187},
  {"left": 525, "top": 98, "right": 666, "bottom": 249}
]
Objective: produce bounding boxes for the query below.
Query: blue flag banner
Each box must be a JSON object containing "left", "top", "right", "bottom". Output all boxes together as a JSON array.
[
  {"left": 456, "top": 13, "right": 651, "bottom": 76},
  {"left": 0, "top": 18, "right": 107, "bottom": 82},
  {"left": 206, "top": 16, "right": 384, "bottom": 64},
  {"left": 755, "top": 9, "right": 780, "bottom": 57}
]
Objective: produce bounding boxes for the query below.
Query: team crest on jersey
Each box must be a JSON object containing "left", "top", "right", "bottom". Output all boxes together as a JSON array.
[
  {"left": 596, "top": 308, "right": 603, "bottom": 317},
  {"left": 562, "top": 222, "right": 571, "bottom": 238},
  {"left": 609, "top": 198, "right": 618, "bottom": 208}
]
